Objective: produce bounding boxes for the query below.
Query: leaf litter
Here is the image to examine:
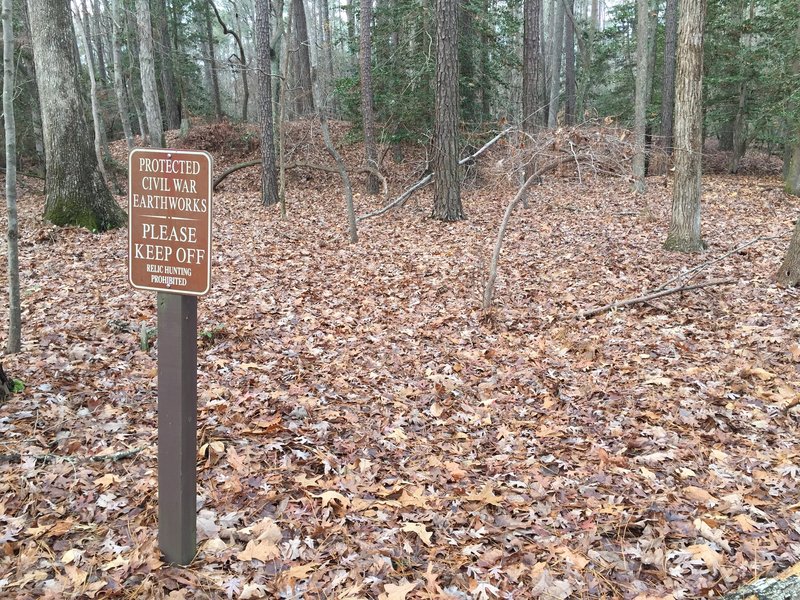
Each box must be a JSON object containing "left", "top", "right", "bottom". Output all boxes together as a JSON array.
[{"left": 0, "top": 122, "right": 798, "bottom": 598}]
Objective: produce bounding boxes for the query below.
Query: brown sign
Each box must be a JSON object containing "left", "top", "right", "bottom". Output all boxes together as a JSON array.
[{"left": 128, "top": 149, "right": 212, "bottom": 295}]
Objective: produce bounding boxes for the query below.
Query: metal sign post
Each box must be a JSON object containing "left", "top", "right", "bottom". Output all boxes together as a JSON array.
[{"left": 128, "top": 148, "right": 212, "bottom": 565}]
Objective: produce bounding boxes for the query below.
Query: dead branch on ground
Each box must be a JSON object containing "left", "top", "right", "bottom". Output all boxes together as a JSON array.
[{"left": 577, "top": 279, "right": 736, "bottom": 319}]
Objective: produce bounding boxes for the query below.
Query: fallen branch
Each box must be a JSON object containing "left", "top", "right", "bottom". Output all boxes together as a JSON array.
[
  {"left": 212, "top": 160, "right": 387, "bottom": 198},
  {"left": 655, "top": 236, "right": 775, "bottom": 291},
  {"left": 358, "top": 127, "right": 515, "bottom": 222},
  {"left": 482, "top": 157, "right": 576, "bottom": 309},
  {"left": 577, "top": 279, "right": 736, "bottom": 319},
  {"left": 0, "top": 446, "right": 144, "bottom": 465}
]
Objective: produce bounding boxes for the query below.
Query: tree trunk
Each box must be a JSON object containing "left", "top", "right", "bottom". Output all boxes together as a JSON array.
[
  {"left": 547, "top": 0, "right": 564, "bottom": 128},
  {"left": 432, "top": 0, "right": 462, "bottom": 221},
  {"left": 777, "top": 219, "right": 800, "bottom": 286},
  {"left": 651, "top": 0, "right": 677, "bottom": 175},
  {"left": 3, "top": 0, "right": 20, "bottom": 353},
  {"left": 205, "top": 5, "right": 223, "bottom": 121},
  {"left": 320, "top": 0, "right": 335, "bottom": 112},
  {"left": 75, "top": 1, "right": 111, "bottom": 187},
  {"left": 563, "top": 0, "right": 576, "bottom": 125},
  {"left": 208, "top": 0, "right": 249, "bottom": 122},
  {"left": 156, "top": 0, "right": 181, "bottom": 130},
  {"left": 632, "top": 0, "right": 652, "bottom": 193},
  {"left": 288, "top": 0, "right": 314, "bottom": 117},
  {"left": 522, "top": 0, "right": 544, "bottom": 133},
  {"left": 664, "top": 0, "right": 707, "bottom": 252},
  {"left": 256, "top": 0, "right": 279, "bottom": 206},
  {"left": 136, "top": 0, "right": 164, "bottom": 147},
  {"left": 92, "top": 0, "right": 109, "bottom": 84},
  {"left": 360, "top": 0, "right": 379, "bottom": 194},
  {"left": 26, "top": 0, "right": 125, "bottom": 231},
  {"left": 110, "top": 0, "right": 134, "bottom": 150}
]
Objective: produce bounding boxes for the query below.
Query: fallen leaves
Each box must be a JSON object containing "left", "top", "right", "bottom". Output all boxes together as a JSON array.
[{"left": 0, "top": 123, "right": 798, "bottom": 599}]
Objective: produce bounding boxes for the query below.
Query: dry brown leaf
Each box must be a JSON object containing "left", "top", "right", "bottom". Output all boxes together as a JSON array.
[{"left": 401, "top": 522, "right": 433, "bottom": 546}]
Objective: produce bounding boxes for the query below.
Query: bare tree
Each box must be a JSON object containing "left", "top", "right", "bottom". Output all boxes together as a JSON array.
[
  {"left": 664, "top": 0, "right": 707, "bottom": 252},
  {"left": 209, "top": 0, "right": 250, "bottom": 121},
  {"left": 288, "top": 0, "right": 314, "bottom": 117},
  {"left": 3, "top": 0, "right": 20, "bottom": 353},
  {"left": 547, "top": 0, "right": 564, "bottom": 128}
]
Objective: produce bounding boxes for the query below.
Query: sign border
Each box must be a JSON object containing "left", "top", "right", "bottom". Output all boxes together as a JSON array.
[{"left": 128, "top": 148, "right": 213, "bottom": 296}]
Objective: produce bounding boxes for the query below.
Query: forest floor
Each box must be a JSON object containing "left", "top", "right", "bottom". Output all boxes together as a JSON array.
[{"left": 0, "top": 121, "right": 799, "bottom": 599}]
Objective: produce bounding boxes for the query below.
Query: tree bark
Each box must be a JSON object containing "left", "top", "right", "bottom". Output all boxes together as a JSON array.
[
  {"left": 26, "top": 0, "right": 125, "bottom": 231},
  {"left": 110, "top": 0, "right": 134, "bottom": 150},
  {"left": 92, "top": 0, "right": 109, "bottom": 84},
  {"left": 776, "top": 219, "right": 800, "bottom": 286},
  {"left": 432, "top": 0, "right": 462, "bottom": 221},
  {"left": 547, "top": 0, "right": 564, "bottom": 128},
  {"left": 288, "top": 0, "right": 314, "bottom": 117},
  {"left": 522, "top": 0, "right": 544, "bottom": 132},
  {"left": 563, "top": 0, "right": 576, "bottom": 125},
  {"left": 360, "top": 0, "right": 379, "bottom": 194},
  {"left": 632, "top": 0, "right": 652, "bottom": 193},
  {"left": 3, "top": 0, "right": 20, "bottom": 353},
  {"left": 204, "top": 5, "right": 223, "bottom": 121},
  {"left": 136, "top": 0, "right": 164, "bottom": 147},
  {"left": 256, "top": 0, "right": 279, "bottom": 206},
  {"left": 320, "top": 115, "right": 358, "bottom": 243},
  {"left": 664, "top": 0, "right": 707, "bottom": 252},
  {"left": 155, "top": 0, "right": 181, "bottom": 130},
  {"left": 651, "top": 0, "right": 677, "bottom": 175},
  {"left": 75, "top": 1, "right": 111, "bottom": 188}
]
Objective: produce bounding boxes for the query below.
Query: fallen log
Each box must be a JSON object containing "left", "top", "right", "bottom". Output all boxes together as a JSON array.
[
  {"left": 722, "top": 563, "right": 800, "bottom": 599},
  {"left": 577, "top": 278, "right": 736, "bottom": 319}
]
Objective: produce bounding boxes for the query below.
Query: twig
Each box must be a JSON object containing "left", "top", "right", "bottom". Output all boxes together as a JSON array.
[
  {"left": 0, "top": 446, "right": 144, "bottom": 465},
  {"left": 577, "top": 279, "right": 736, "bottom": 319},
  {"left": 358, "top": 127, "right": 515, "bottom": 222},
  {"left": 655, "top": 236, "right": 775, "bottom": 291}
]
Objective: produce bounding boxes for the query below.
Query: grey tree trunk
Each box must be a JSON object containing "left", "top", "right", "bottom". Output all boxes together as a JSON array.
[
  {"left": 432, "top": 0, "right": 463, "bottom": 221},
  {"left": 360, "top": 0, "right": 379, "bottom": 194},
  {"left": 3, "top": 0, "right": 20, "bottom": 353},
  {"left": 204, "top": 5, "right": 223, "bottom": 121},
  {"left": 156, "top": 0, "right": 180, "bottom": 130},
  {"left": 652, "top": 0, "right": 677, "bottom": 175},
  {"left": 136, "top": 0, "right": 164, "bottom": 147},
  {"left": 26, "top": 0, "right": 125, "bottom": 231},
  {"left": 632, "top": 0, "right": 652, "bottom": 193},
  {"left": 547, "top": 0, "right": 564, "bottom": 128},
  {"left": 288, "top": 0, "right": 314, "bottom": 117},
  {"left": 110, "top": 0, "right": 134, "bottom": 150},
  {"left": 92, "top": 0, "right": 108, "bottom": 84},
  {"left": 563, "top": 0, "right": 576, "bottom": 125},
  {"left": 256, "top": 0, "right": 279, "bottom": 206},
  {"left": 75, "top": 3, "right": 111, "bottom": 187},
  {"left": 664, "top": 0, "right": 707, "bottom": 252},
  {"left": 776, "top": 219, "right": 800, "bottom": 286},
  {"left": 723, "top": 573, "right": 800, "bottom": 599}
]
